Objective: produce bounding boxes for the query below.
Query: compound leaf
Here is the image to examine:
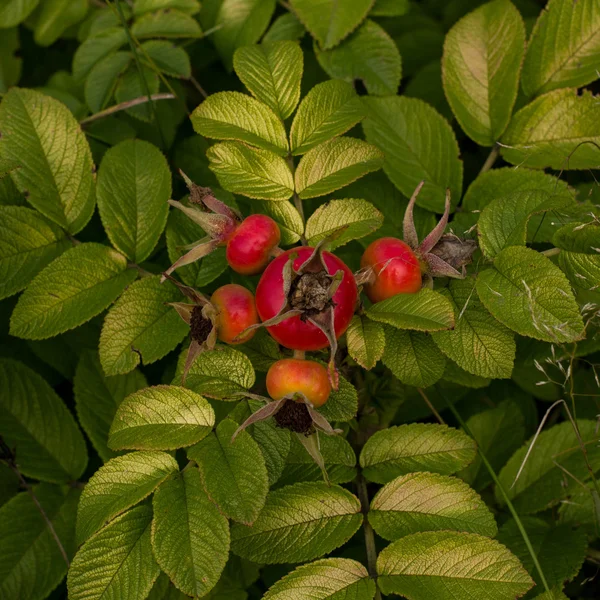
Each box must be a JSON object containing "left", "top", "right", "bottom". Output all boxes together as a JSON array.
[
  {"left": 10, "top": 243, "right": 136, "bottom": 340},
  {"left": 233, "top": 40, "right": 303, "bottom": 120},
  {"left": 0, "top": 359, "right": 87, "bottom": 483},
  {"left": 151, "top": 468, "right": 230, "bottom": 597},
  {"left": 109, "top": 385, "right": 215, "bottom": 451},
  {"left": 187, "top": 418, "right": 268, "bottom": 524},
  {"left": 476, "top": 246, "right": 584, "bottom": 343},
  {"left": 230, "top": 482, "right": 362, "bottom": 563},
  {"left": 99, "top": 276, "right": 189, "bottom": 376},
  {"left": 97, "top": 139, "right": 171, "bottom": 263},
  {"left": 0, "top": 88, "right": 95, "bottom": 233},
  {"left": 76, "top": 451, "right": 178, "bottom": 544}
]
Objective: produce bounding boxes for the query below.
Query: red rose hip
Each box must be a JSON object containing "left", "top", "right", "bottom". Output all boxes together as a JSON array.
[
  {"left": 267, "top": 358, "right": 331, "bottom": 407},
  {"left": 255, "top": 247, "right": 358, "bottom": 351},
  {"left": 210, "top": 284, "right": 258, "bottom": 344},
  {"left": 226, "top": 214, "right": 281, "bottom": 275},
  {"left": 361, "top": 237, "right": 422, "bottom": 303}
]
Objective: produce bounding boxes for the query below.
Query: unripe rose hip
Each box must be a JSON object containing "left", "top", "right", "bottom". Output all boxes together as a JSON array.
[
  {"left": 226, "top": 214, "right": 281, "bottom": 275},
  {"left": 210, "top": 284, "right": 259, "bottom": 344},
  {"left": 360, "top": 237, "right": 422, "bottom": 303},
  {"left": 266, "top": 358, "right": 331, "bottom": 407}
]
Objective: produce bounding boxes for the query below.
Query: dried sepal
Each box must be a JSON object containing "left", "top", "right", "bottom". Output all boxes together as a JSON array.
[
  {"left": 308, "top": 307, "right": 339, "bottom": 390},
  {"left": 231, "top": 398, "right": 287, "bottom": 441},
  {"left": 419, "top": 188, "right": 451, "bottom": 254},
  {"left": 295, "top": 432, "right": 330, "bottom": 486},
  {"left": 402, "top": 179, "right": 425, "bottom": 248},
  {"left": 161, "top": 237, "right": 220, "bottom": 280}
]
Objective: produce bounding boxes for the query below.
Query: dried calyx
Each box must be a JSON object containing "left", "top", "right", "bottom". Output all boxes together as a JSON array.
[
  {"left": 273, "top": 399, "right": 314, "bottom": 434},
  {"left": 162, "top": 171, "right": 241, "bottom": 281},
  {"left": 403, "top": 181, "right": 477, "bottom": 279},
  {"left": 162, "top": 274, "right": 218, "bottom": 383},
  {"left": 237, "top": 242, "right": 343, "bottom": 389}
]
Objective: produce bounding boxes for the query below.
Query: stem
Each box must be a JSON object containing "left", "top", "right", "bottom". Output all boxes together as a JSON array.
[
  {"left": 286, "top": 155, "right": 306, "bottom": 242},
  {"left": 541, "top": 247, "right": 561, "bottom": 257},
  {"left": 293, "top": 350, "right": 305, "bottom": 359},
  {"left": 355, "top": 474, "right": 382, "bottom": 600},
  {"left": 421, "top": 389, "right": 551, "bottom": 593},
  {"left": 80, "top": 94, "right": 175, "bottom": 126},
  {"left": 1, "top": 451, "right": 70, "bottom": 568},
  {"left": 478, "top": 145, "right": 500, "bottom": 176},
  {"left": 190, "top": 75, "right": 208, "bottom": 99}
]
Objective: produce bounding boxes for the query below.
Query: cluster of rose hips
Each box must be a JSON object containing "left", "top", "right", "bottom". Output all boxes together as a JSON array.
[{"left": 165, "top": 177, "right": 474, "bottom": 451}]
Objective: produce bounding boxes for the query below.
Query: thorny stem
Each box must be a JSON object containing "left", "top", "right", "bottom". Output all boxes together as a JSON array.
[
  {"left": 417, "top": 388, "right": 551, "bottom": 594},
  {"left": 2, "top": 452, "right": 70, "bottom": 568},
  {"left": 80, "top": 94, "right": 176, "bottom": 126},
  {"left": 355, "top": 474, "right": 382, "bottom": 600},
  {"left": 478, "top": 145, "right": 500, "bottom": 176}
]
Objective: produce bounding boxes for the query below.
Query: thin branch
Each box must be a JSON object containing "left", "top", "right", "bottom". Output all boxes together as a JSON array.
[
  {"left": 80, "top": 93, "right": 175, "bottom": 126},
  {"left": 355, "top": 473, "right": 382, "bottom": 600},
  {"left": 417, "top": 388, "right": 551, "bottom": 594},
  {"left": 478, "top": 145, "right": 500, "bottom": 176},
  {"left": 190, "top": 75, "right": 208, "bottom": 99},
  {"left": 286, "top": 155, "right": 307, "bottom": 243},
  {"left": 417, "top": 388, "right": 444, "bottom": 424}
]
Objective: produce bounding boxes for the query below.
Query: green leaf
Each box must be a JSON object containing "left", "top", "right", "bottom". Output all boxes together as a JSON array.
[
  {"left": 151, "top": 468, "right": 230, "bottom": 597},
  {"left": 72, "top": 27, "right": 128, "bottom": 82},
  {"left": 187, "top": 418, "right": 269, "bottom": 524},
  {"left": 233, "top": 41, "right": 303, "bottom": 120},
  {"left": 115, "top": 64, "right": 159, "bottom": 122},
  {"left": 212, "top": 0, "right": 276, "bottom": 71},
  {"left": 0, "top": 484, "right": 80, "bottom": 600},
  {"left": 377, "top": 531, "right": 533, "bottom": 600},
  {"left": 132, "top": 8, "right": 202, "bottom": 38},
  {"left": 431, "top": 279, "right": 516, "bottom": 379},
  {"left": 498, "top": 517, "right": 587, "bottom": 591},
  {"left": 228, "top": 398, "right": 290, "bottom": 485},
  {"left": 295, "top": 137, "right": 383, "bottom": 199},
  {"left": 315, "top": 19, "right": 401, "bottom": 96},
  {"left": 207, "top": 142, "right": 294, "bottom": 201},
  {"left": 97, "top": 139, "right": 171, "bottom": 263},
  {"left": 68, "top": 505, "right": 160, "bottom": 600},
  {"left": 442, "top": 0, "right": 525, "bottom": 146},
  {"left": 0, "top": 206, "right": 70, "bottom": 301},
  {"left": 109, "top": 385, "right": 215, "bottom": 451},
  {"left": 521, "top": 0, "right": 600, "bottom": 97},
  {"left": 99, "top": 276, "right": 189, "bottom": 376},
  {"left": 360, "top": 423, "right": 476, "bottom": 484},
  {"left": 305, "top": 198, "right": 383, "bottom": 249},
  {"left": 501, "top": 89, "right": 600, "bottom": 170},
  {"left": 180, "top": 346, "right": 255, "bottom": 399},
  {"left": 289, "top": 0, "right": 373, "bottom": 50},
  {"left": 264, "top": 558, "right": 375, "bottom": 599},
  {"left": 191, "top": 91, "right": 288, "bottom": 155},
  {"left": 318, "top": 372, "right": 358, "bottom": 422},
  {"left": 278, "top": 433, "right": 357, "bottom": 487},
  {"left": 370, "top": 472, "right": 498, "bottom": 540},
  {"left": 559, "top": 250, "right": 600, "bottom": 300},
  {"left": 0, "top": 88, "right": 95, "bottom": 233},
  {"left": 0, "top": 28, "right": 22, "bottom": 93},
  {"left": 533, "top": 591, "right": 569, "bottom": 600},
  {"left": 0, "top": 0, "right": 39, "bottom": 28},
  {"left": 230, "top": 482, "right": 362, "bottom": 563},
  {"left": 251, "top": 199, "right": 304, "bottom": 245},
  {"left": 263, "top": 12, "right": 305, "bottom": 43},
  {"left": 553, "top": 221, "right": 600, "bottom": 254},
  {"left": 289, "top": 80, "right": 364, "bottom": 155},
  {"left": 370, "top": 0, "right": 409, "bottom": 17},
  {"left": 367, "top": 288, "right": 455, "bottom": 332},
  {"left": 559, "top": 482, "right": 599, "bottom": 528},
  {"left": 346, "top": 314, "right": 385, "bottom": 370},
  {"left": 476, "top": 246, "right": 585, "bottom": 343},
  {"left": 133, "top": 0, "right": 201, "bottom": 15},
  {"left": 0, "top": 359, "right": 87, "bottom": 482},
  {"left": 32, "top": 0, "right": 87, "bottom": 47},
  {"left": 141, "top": 40, "right": 191, "bottom": 78},
  {"left": 382, "top": 327, "right": 446, "bottom": 387},
  {"left": 459, "top": 400, "right": 526, "bottom": 491},
  {"left": 74, "top": 351, "right": 147, "bottom": 462},
  {"left": 84, "top": 51, "right": 132, "bottom": 113},
  {"left": 497, "top": 420, "right": 600, "bottom": 514},
  {"left": 362, "top": 96, "right": 463, "bottom": 212},
  {"left": 478, "top": 190, "right": 572, "bottom": 258},
  {"left": 76, "top": 450, "right": 178, "bottom": 543},
  {"left": 10, "top": 243, "right": 137, "bottom": 340}
]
